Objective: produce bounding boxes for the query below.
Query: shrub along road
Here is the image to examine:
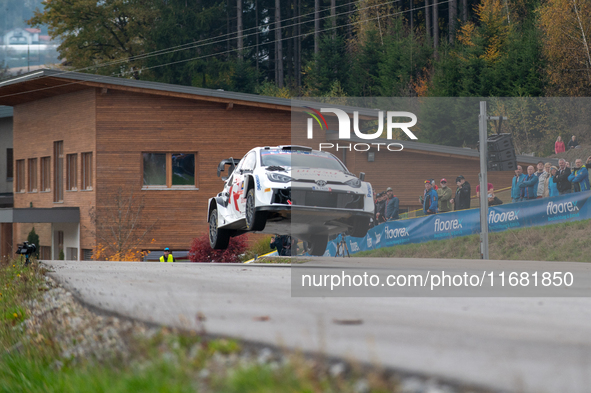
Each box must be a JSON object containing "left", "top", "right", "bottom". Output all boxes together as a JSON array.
[{"left": 43, "top": 259, "right": 591, "bottom": 393}]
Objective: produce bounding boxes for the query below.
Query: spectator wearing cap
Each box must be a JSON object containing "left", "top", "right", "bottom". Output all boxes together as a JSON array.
[
  {"left": 511, "top": 165, "right": 525, "bottom": 203},
  {"left": 452, "top": 176, "right": 471, "bottom": 211},
  {"left": 568, "top": 159, "right": 590, "bottom": 192},
  {"left": 437, "top": 179, "right": 452, "bottom": 213},
  {"left": 488, "top": 191, "right": 503, "bottom": 206},
  {"left": 423, "top": 180, "right": 438, "bottom": 215},
  {"left": 548, "top": 166, "right": 559, "bottom": 197},
  {"left": 385, "top": 187, "right": 400, "bottom": 220},
  {"left": 475, "top": 182, "right": 494, "bottom": 198},
  {"left": 374, "top": 191, "right": 387, "bottom": 224},
  {"left": 160, "top": 247, "right": 175, "bottom": 262},
  {"left": 519, "top": 165, "right": 539, "bottom": 200}
]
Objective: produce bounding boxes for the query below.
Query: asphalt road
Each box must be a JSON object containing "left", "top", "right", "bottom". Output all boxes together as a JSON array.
[{"left": 43, "top": 258, "right": 591, "bottom": 393}]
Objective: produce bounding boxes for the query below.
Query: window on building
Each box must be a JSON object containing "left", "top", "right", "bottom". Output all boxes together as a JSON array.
[
  {"left": 41, "top": 156, "right": 50, "bottom": 192},
  {"left": 81, "top": 152, "right": 93, "bottom": 190},
  {"left": 54, "top": 141, "right": 63, "bottom": 202},
  {"left": 172, "top": 153, "right": 195, "bottom": 186},
  {"left": 82, "top": 249, "right": 93, "bottom": 261},
  {"left": 143, "top": 153, "right": 197, "bottom": 189},
  {"left": 6, "top": 148, "right": 13, "bottom": 181},
  {"left": 28, "top": 158, "right": 37, "bottom": 192},
  {"left": 66, "top": 153, "right": 77, "bottom": 191},
  {"left": 39, "top": 246, "right": 51, "bottom": 260},
  {"left": 143, "top": 153, "right": 166, "bottom": 186},
  {"left": 16, "top": 159, "right": 25, "bottom": 192}
]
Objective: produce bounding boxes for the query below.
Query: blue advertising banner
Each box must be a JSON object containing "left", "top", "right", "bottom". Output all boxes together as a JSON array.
[{"left": 324, "top": 191, "right": 591, "bottom": 257}]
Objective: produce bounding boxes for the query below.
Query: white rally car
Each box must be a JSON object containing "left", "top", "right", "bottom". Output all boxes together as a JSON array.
[{"left": 207, "top": 146, "right": 374, "bottom": 255}]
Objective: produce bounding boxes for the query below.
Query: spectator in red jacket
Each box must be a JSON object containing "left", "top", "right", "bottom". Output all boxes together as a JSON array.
[{"left": 555, "top": 136, "right": 565, "bottom": 154}]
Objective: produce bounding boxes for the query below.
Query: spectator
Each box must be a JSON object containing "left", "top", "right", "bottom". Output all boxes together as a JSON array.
[
  {"left": 385, "top": 188, "right": 400, "bottom": 220},
  {"left": 488, "top": 192, "right": 503, "bottom": 206},
  {"left": 374, "top": 192, "right": 387, "bottom": 224},
  {"left": 475, "top": 182, "right": 494, "bottom": 198},
  {"left": 568, "top": 135, "right": 579, "bottom": 149},
  {"left": 555, "top": 136, "right": 565, "bottom": 154},
  {"left": 437, "top": 179, "right": 452, "bottom": 213},
  {"left": 568, "top": 159, "right": 590, "bottom": 192},
  {"left": 452, "top": 176, "right": 471, "bottom": 211},
  {"left": 423, "top": 180, "right": 438, "bottom": 215},
  {"left": 540, "top": 162, "right": 553, "bottom": 198},
  {"left": 548, "top": 166, "right": 559, "bottom": 197},
  {"left": 537, "top": 162, "right": 551, "bottom": 198},
  {"left": 554, "top": 158, "right": 572, "bottom": 195},
  {"left": 520, "top": 165, "right": 539, "bottom": 200},
  {"left": 270, "top": 235, "right": 291, "bottom": 256},
  {"left": 511, "top": 165, "right": 526, "bottom": 202}
]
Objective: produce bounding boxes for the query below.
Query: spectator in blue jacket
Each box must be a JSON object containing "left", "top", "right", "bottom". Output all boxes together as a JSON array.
[
  {"left": 568, "top": 159, "right": 590, "bottom": 192},
  {"left": 423, "top": 180, "right": 438, "bottom": 215},
  {"left": 548, "top": 166, "right": 559, "bottom": 197},
  {"left": 511, "top": 165, "right": 526, "bottom": 202},
  {"left": 520, "top": 166, "right": 539, "bottom": 200},
  {"left": 385, "top": 187, "right": 400, "bottom": 220}
]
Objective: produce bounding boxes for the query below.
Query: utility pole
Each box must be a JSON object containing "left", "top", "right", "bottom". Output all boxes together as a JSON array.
[
  {"left": 478, "top": 101, "right": 489, "bottom": 259},
  {"left": 479, "top": 101, "right": 509, "bottom": 260}
]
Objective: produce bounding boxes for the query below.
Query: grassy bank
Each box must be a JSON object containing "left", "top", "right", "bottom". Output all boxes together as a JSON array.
[
  {"left": 357, "top": 218, "right": 591, "bottom": 262},
  {"left": 0, "top": 258, "right": 413, "bottom": 393}
]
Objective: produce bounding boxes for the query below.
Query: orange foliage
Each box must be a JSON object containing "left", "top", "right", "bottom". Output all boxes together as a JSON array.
[
  {"left": 91, "top": 239, "right": 155, "bottom": 262},
  {"left": 538, "top": 0, "right": 591, "bottom": 96}
]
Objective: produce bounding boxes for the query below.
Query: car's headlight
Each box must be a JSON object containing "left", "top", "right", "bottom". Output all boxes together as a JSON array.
[
  {"left": 267, "top": 172, "right": 292, "bottom": 183},
  {"left": 345, "top": 178, "right": 362, "bottom": 188}
]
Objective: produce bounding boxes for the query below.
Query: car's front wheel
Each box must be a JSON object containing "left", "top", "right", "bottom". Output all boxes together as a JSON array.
[
  {"left": 209, "top": 208, "right": 230, "bottom": 249},
  {"left": 245, "top": 189, "right": 267, "bottom": 231},
  {"left": 349, "top": 216, "right": 371, "bottom": 238},
  {"left": 308, "top": 235, "right": 328, "bottom": 256}
]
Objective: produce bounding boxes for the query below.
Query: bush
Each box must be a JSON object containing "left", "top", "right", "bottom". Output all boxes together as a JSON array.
[
  {"left": 188, "top": 234, "right": 248, "bottom": 263},
  {"left": 26, "top": 227, "right": 40, "bottom": 259},
  {"left": 240, "top": 235, "right": 274, "bottom": 262}
]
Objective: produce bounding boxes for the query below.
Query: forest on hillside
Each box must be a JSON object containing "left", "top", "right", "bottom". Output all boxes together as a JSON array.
[{"left": 14, "top": 0, "right": 591, "bottom": 153}]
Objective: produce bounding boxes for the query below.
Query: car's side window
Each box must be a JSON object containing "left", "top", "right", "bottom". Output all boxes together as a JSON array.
[{"left": 242, "top": 152, "right": 256, "bottom": 172}]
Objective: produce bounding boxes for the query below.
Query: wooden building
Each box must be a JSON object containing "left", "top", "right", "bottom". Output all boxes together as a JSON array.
[{"left": 0, "top": 70, "right": 550, "bottom": 260}]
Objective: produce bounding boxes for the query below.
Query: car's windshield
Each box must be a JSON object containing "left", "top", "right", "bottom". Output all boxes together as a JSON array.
[{"left": 260, "top": 150, "right": 346, "bottom": 171}]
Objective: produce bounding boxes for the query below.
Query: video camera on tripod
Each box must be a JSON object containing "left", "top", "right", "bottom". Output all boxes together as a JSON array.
[{"left": 15, "top": 241, "right": 37, "bottom": 266}]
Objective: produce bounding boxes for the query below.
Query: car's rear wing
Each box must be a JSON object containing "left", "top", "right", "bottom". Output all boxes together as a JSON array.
[{"left": 217, "top": 158, "right": 241, "bottom": 181}]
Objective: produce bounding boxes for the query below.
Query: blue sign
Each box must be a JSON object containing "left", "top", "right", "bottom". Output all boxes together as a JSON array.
[{"left": 324, "top": 191, "right": 591, "bottom": 256}]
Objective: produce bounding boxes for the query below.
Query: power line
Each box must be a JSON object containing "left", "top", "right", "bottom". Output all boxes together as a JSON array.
[
  {"left": 0, "top": 1, "right": 451, "bottom": 100},
  {"left": 82, "top": 0, "right": 404, "bottom": 74},
  {"left": 118, "top": 2, "right": 450, "bottom": 77}
]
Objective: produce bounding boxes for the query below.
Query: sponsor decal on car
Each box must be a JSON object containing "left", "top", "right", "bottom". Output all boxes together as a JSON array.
[{"left": 255, "top": 175, "right": 262, "bottom": 191}]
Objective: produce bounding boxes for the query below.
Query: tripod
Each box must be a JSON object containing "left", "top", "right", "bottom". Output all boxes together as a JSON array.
[{"left": 335, "top": 233, "right": 350, "bottom": 258}]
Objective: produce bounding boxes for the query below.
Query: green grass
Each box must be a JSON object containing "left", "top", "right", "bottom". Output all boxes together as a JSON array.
[
  {"left": 356, "top": 218, "right": 591, "bottom": 262},
  {"left": 0, "top": 256, "right": 400, "bottom": 392}
]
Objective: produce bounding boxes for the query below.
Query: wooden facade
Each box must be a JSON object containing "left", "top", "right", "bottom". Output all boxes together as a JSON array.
[{"left": 0, "top": 71, "right": 552, "bottom": 256}]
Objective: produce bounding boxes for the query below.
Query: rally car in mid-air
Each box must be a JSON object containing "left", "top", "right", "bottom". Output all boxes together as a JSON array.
[{"left": 207, "top": 145, "right": 374, "bottom": 256}]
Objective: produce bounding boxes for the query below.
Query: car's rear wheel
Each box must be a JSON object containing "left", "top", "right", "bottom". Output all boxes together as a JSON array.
[
  {"left": 349, "top": 216, "right": 371, "bottom": 238},
  {"left": 308, "top": 235, "right": 328, "bottom": 256},
  {"left": 245, "top": 188, "right": 267, "bottom": 231},
  {"left": 209, "top": 208, "right": 230, "bottom": 249}
]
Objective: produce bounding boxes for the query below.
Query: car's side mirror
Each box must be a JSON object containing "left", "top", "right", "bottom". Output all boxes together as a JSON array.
[
  {"left": 359, "top": 172, "right": 365, "bottom": 181},
  {"left": 217, "top": 158, "right": 239, "bottom": 180}
]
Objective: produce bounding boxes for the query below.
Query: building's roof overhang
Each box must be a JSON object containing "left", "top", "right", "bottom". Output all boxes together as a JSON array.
[
  {"left": 0, "top": 70, "right": 381, "bottom": 118},
  {"left": 0, "top": 207, "right": 80, "bottom": 223},
  {"left": 325, "top": 131, "right": 559, "bottom": 165}
]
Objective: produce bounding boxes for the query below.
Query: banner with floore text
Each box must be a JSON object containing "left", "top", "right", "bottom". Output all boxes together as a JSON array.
[{"left": 323, "top": 191, "right": 591, "bottom": 257}]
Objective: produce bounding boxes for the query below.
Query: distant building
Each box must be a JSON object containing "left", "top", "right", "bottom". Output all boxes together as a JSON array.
[{"left": 3, "top": 28, "right": 42, "bottom": 45}]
